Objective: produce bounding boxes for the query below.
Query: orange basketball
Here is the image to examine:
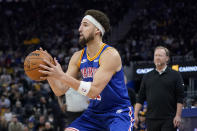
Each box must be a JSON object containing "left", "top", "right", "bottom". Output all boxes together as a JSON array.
[{"left": 24, "top": 50, "right": 54, "bottom": 81}]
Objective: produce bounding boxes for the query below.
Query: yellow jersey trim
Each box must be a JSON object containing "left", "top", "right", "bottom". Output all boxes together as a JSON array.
[
  {"left": 77, "top": 48, "right": 85, "bottom": 68},
  {"left": 87, "top": 43, "right": 106, "bottom": 61},
  {"left": 99, "top": 47, "right": 112, "bottom": 65}
]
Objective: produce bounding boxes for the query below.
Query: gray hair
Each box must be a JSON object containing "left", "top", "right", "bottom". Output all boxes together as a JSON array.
[{"left": 154, "top": 46, "right": 170, "bottom": 57}]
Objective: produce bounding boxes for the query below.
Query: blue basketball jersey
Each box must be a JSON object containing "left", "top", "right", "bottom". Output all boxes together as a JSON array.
[{"left": 78, "top": 43, "right": 131, "bottom": 112}]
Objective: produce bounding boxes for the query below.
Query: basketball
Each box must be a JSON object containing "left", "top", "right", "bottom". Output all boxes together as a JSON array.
[{"left": 24, "top": 50, "right": 54, "bottom": 81}]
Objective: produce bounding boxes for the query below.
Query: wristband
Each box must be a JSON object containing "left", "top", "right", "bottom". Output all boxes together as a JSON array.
[{"left": 77, "top": 81, "right": 91, "bottom": 96}]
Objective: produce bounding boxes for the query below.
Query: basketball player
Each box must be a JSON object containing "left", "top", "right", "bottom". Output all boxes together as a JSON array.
[{"left": 39, "top": 9, "right": 134, "bottom": 131}]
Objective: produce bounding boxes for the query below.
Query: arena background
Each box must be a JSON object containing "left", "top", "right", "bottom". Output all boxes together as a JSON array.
[{"left": 0, "top": 0, "right": 196, "bottom": 131}]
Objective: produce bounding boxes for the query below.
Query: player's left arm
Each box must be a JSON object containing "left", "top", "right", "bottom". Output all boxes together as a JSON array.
[
  {"left": 60, "top": 47, "right": 121, "bottom": 99},
  {"left": 87, "top": 48, "right": 122, "bottom": 98},
  {"left": 39, "top": 48, "right": 121, "bottom": 99}
]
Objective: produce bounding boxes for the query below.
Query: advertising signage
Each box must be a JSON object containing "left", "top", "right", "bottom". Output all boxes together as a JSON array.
[{"left": 133, "top": 62, "right": 197, "bottom": 80}]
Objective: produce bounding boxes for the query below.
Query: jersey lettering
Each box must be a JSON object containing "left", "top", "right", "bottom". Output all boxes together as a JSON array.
[{"left": 81, "top": 67, "right": 97, "bottom": 78}]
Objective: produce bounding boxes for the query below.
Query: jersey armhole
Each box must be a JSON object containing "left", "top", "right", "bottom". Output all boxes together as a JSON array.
[
  {"left": 99, "top": 47, "right": 121, "bottom": 75},
  {"left": 98, "top": 47, "right": 112, "bottom": 65},
  {"left": 77, "top": 49, "right": 85, "bottom": 68}
]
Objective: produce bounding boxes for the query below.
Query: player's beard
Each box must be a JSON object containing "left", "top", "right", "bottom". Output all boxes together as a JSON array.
[{"left": 79, "top": 33, "right": 94, "bottom": 47}]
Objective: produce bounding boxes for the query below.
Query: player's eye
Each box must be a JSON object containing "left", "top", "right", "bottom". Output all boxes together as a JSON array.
[{"left": 84, "top": 24, "right": 88, "bottom": 27}]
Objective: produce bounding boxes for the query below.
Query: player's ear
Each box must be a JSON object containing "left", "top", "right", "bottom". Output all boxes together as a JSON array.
[{"left": 95, "top": 28, "right": 101, "bottom": 36}]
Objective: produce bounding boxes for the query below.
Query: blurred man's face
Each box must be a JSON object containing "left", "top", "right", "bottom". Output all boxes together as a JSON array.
[
  {"left": 16, "top": 101, "right": 21, "bottom": 108},
  {"left": 78, "top": 18, "right": 96, "bottom": 46},
  {"left": 1, "top": 96, "right": 5, "bottom": 101},
  {"left": 154, "top": 48, "right": 169, "bottom": 67},
  {"left": 45, "top": 122, "right": 51, "bottom": 129},
  {"left": 12, "top": 116, "right": 18, "bottom": 123},
  {"left": 40, "top": 116, "right": 45, "bottom": 123}
]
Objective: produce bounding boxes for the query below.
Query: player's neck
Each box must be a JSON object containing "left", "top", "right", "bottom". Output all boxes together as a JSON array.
[{"left": 86, "top": 38, "right": 103, "bottom": 58}]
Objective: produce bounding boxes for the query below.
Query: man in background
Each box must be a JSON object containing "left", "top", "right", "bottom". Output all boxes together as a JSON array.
[
  {"left": 134, "top": 46, "right": 184, "bottom": 131},
  {"left": 8, "top": 114, "right": 23, "bottom": 131}
]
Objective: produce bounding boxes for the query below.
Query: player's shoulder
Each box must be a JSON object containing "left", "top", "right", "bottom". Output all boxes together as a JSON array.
[
  {"left": 100, "top": 46, "right": 121, "bottom": 70},
  {"left": 101, "top": 46, "right": 120, "bottom": 58},
  {"left": 70, "top": 49, "right": 84, "bottom": 64},
  {"left": 72, "top": 49, "right": 84, "bottom": 58}
]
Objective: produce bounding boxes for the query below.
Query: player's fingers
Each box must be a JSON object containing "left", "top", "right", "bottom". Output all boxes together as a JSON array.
[
  {"left": 39, "top": 64, "right": 52, "bottom": 71},
  {"left": 54, "top": 57, "right": 59, "bottom": 66},
  {"left": 41, "top": 49, "right": 48, "bottom": 54},
  {"left": 40, "top": 49, "right": 49, "bottom": 56},
  {"left": 37, "top": 48, "right": 49, "bottom": 57},
  {"left": 38, "top": 47, "right": 49, "bottom": 55},
  {"left": 39, "top": 47, "right": 43, "bottom": 51},
  {"left": 40, "top": 77, "right": 47, "bottom": 80},
  {"left": 38, "top": 70, "right": 51, "bottom": 75},
  {"left": 43, "top": 59, "right": 55, "bottom": 67}
]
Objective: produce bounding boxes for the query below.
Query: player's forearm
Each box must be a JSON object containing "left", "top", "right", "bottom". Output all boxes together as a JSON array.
[
  {"left": 59, "top": 74, "right": 101, "bottom": 99},
  {"left": 47, "top": 77, "right": 69, "bottom": 96},
  {"left": 86, "top": 83, "right": 104, "bottom": 99},
  {"left": 59, "top": 73, "right": 80, "bottom": 91},
  {"left": 176, "top": 103, "right": 183, "bottom": 117}
]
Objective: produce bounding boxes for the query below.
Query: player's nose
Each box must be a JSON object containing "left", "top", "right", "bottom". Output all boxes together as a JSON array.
[{"left": 78, "top": 25, "right": 82, "bottom": 32}]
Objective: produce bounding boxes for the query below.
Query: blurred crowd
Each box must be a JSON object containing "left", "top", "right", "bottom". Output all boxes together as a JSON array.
[
  {"left": 0, "top": 0, "right": 196, "bottom": 131},
  {"left": 117, "top": 1, "right": 197, "bottom": 65}
]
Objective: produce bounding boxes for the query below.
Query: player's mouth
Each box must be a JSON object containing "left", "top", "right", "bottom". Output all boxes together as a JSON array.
[{"left": 79, "top": 34, "right": 83, "bottom": 38}]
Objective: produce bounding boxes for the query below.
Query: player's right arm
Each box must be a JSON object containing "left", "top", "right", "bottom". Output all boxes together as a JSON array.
[{"left": 46, "top": 50, "right": 82, "bottom": 96}]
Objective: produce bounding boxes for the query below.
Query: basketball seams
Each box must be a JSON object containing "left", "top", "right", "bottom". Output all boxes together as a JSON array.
[
  {"left": 24, "top": 57, "right": 47, "bottom": 71},
  {"left": 24, "top": 67, "right": 43, "bottom": 72},
  {"left": 24, "top": 50, "right": 54, "bottom": 81}
]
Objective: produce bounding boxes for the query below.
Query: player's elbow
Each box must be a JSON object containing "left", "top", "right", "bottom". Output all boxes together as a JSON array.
[
  {"left": 87, "top": 86, "right": 101, "bottom": 99},
  {"left": 53, "top": 90, "right": 65, "bottom": 97},
  {"left": 54, "top": 92, "right": 63, "bottom": 97},
  {"left": 54, "top": 93, "right": 62, "bottom": 96}
]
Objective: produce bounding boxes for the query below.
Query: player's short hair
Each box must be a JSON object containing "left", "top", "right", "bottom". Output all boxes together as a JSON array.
[
  {"left": 154, "top": 46, "right": 170, "bottom": 57},
  {"left": 84, "top": 9, "right": 110, "bottom": 33}
]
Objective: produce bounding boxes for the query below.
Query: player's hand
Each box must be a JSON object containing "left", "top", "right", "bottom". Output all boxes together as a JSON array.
[
  {"left": 38, "top": 47, "right": 51, "bottom": 59},
  {"left": 134, "top": 114, "right": 139, "bottom": 129},
  {"left": 39, "top": 57, "right": 65, "bottom": 80},
  {"left": 173, "top": 115, "right": 181, "bottom": 127},
  {"left": 36, "top": 47, "right": 45, "bottom": 52}
]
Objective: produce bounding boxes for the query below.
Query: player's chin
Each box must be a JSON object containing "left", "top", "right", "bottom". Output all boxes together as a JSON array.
[{"left": 79, "top": 36, "right": 83, "bottom": 42}]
